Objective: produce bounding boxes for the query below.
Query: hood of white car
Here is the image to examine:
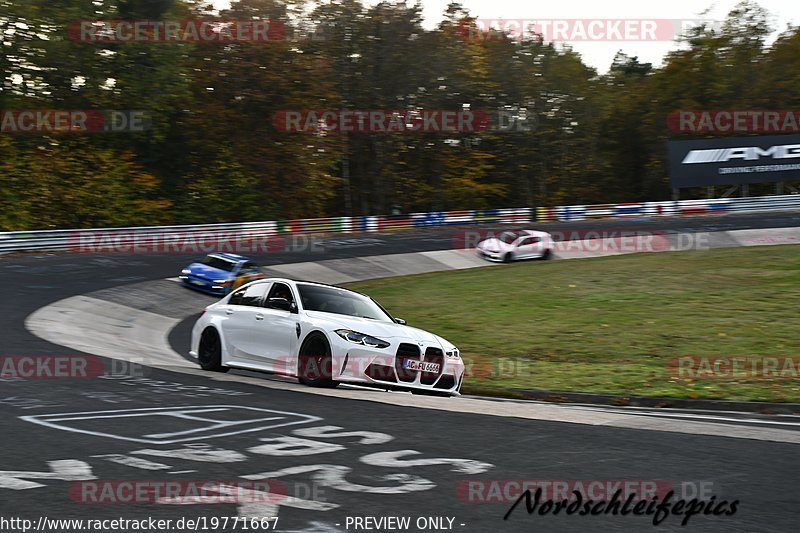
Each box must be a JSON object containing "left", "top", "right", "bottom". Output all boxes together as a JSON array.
[
  {"left": 304, "top": 311, "right": 439, "bottom": 343},
  {"left": 478, "top": 238, "right": 512, "bottom": 252}
]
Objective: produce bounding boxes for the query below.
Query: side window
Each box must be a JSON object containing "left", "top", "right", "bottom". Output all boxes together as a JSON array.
[
  {"left": 518, "top": 237, "right": 533, "bottom": 247},
  {"left": 266, "top": 282, "right": 294, "bottom": 304},
  {"left": 530, "top": 237, "right": 541, "bottom": 244},
  {"left": 230, "top": 283, "right": 268, "bottom": 307},
  {"left": 228, "top": 288, "right": 246, "bottom": 306}
]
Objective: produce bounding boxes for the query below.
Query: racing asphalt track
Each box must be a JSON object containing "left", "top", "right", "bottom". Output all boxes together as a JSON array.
[{"left": 2, "top": 211, "right": 800, "bottom": 533}]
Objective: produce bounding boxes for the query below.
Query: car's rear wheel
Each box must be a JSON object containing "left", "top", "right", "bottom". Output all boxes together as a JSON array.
[
  {"left": 298, "top": 334, "right": 338, "bottom": 388},
  {"left": 541, "top": 248, "right": 553, "bottom": 260},
  {"left": 198, "top": 328, "right": 229, "bottom": 372}
]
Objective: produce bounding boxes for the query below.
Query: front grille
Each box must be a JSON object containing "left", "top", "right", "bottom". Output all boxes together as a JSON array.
[
  {"left": 421, "top": 347, "right": 444, "bottom": 385},
  {"left": 395, "top": 343, "right": 421, "bottom": 382}
]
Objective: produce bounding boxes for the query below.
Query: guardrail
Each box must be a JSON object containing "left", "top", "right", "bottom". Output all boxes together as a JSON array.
[
  {"left": 1, "top": 195, "right": 798, "bottom": 253},
  {"left": 536, "top": 194, "right": 800, "bottom": 222},
  {"left": 0, "top": 208, "right": 532, "bottom": 253}
]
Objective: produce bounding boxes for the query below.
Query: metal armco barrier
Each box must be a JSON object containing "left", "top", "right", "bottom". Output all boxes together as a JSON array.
[
  {"left": 0, "top": 208, "right": 531, "bottom": 253},
  {"left": 535, "top": 194, "right": 800, "bottom": 223},
  {"left": 1, "top": 195, "right": 799, "bottom": 253}
]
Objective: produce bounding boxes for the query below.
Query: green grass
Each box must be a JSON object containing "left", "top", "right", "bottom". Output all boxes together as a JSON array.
[{"left": 347, "top": 245, "right": 800, "bottom": 403}]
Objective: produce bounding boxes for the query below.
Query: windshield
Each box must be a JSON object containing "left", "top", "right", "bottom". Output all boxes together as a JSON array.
[
  {"left": 297, "top": 284, "right": 394, "bottom": 322},
  {"left": 499, "top": 231, "right": 520, "bottom": 244},
  {"left": 199, "top": 255, "right": 236, "bottom": 272}
]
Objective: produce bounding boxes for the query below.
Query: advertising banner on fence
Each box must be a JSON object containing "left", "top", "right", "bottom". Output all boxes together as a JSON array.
[{"left": 668, "top": 134, "right": 800, "bottom": 188}]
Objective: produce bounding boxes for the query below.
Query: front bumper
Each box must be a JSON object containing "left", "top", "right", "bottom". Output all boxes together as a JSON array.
[
  {"left": 180, "top": 275, "right": 230, "bottom": 295},
  {"left": 476, "top": 249, "right": 505, "bottom": 262},
  {"left": 335, "top": 340, "right": 465, "bottom": 395}
]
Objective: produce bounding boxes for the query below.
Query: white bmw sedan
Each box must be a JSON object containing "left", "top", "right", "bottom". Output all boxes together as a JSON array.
[
  {"left": 190, "top": 278, "right": 465, "bottom": 396},
  {"left": 476, "top": 229, "right": 554, "bottom": 262}
]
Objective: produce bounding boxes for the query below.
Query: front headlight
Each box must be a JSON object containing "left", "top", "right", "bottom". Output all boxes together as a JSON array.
[
  {"left": 181, "top": 269, "right": 191, "bottom": 274},
  {"left": 213, "top": 279, "right": 231, "bottom": 284},
  {"left": 335, "top": 329, "right": 391, "bottom": 349}
]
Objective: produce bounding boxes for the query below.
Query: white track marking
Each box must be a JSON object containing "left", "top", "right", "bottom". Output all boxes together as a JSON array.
[
  {"left": 0, "top": 460, "right": 95, "bottom": 490},
  {"left": 292, "top": 426, "right": 394, "bottom": 445},
  {"left": 91, "top": 454, "right": 172, "bottom": 471},
  {"left": 132, "top": 445, "right": 247, "bottom": 463},
  {"left": 20, "top": 406, "right": 322, "bottom": 444},
  {"left": 144, "top": 416, "right": 285, "bottom": 439},
  {"left": 247, "top": 437, "right": 346, "bottom": 457},
  {"left": 360, "top": 450, "right": 493, "bottom": 474}
]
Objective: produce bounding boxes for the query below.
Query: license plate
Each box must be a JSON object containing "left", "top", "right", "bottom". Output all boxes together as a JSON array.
[
  {"left": 191, "top": 280, "right": 205, "bottom": 286},
  {"left": 403, "top": 360, "right": 440, "bottom": 373}
]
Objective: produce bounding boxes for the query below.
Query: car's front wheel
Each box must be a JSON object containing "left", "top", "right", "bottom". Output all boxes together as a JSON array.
[
  {"left": 503, "top": 252, "right": 514, "bottom": 263},
  {"left": 198, "top": 327, "right": 229, "bottom": 372},
  {"left": 298, "top": 334, "right": 338, "bottom": 388}
]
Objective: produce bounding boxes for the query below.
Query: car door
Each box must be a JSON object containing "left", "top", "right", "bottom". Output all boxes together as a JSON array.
[
  {"left": 515, "top": 236, "right": 535, "bottom": 258},
  {"left": 527, "top": 236, "right": 544, "bottom": 257},
  {"left": 253, "top": 282, "right": 301, "bottom": 372},
  {"left": 219, "top": 282, "right": 271, "bottom": 363}
]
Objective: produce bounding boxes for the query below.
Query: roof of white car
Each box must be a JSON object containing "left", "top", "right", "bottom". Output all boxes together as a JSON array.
[
  {"left": 255, "top": 277, "right": 323, "bottom": 286},
  {"left": 259, "top": 278, "right": 357, "bottom": 292},
  {"left": 519, "top": 229, "right": 551, "bottom": 237}
]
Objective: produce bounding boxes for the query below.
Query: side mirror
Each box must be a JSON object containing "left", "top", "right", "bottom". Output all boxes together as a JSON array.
[
  {"left": 266, "top": 297, "right": 293, "bottom": 312},
  {"left": 394, "top": 317, "right": 406, "bottom": 325}
]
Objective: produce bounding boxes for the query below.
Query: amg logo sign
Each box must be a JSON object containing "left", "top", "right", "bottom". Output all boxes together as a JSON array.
[
  {"left": 682, "top": 144, "right": 800, "bottom": 164},
  {"left": 668, "top": 134, "right": 800, "bottom": 188}
]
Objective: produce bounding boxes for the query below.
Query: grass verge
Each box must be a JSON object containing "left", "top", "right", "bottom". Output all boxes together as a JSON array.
[{"left": 347, "top": 245, "right": 800, "bottom": 403}]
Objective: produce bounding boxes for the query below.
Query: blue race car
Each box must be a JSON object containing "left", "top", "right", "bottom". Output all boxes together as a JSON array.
[{"left": 179, "top": 253, "right": 265, "bottom": 296}]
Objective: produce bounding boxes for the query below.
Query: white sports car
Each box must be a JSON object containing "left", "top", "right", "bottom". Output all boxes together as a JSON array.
[
  {"left": 476, "top": 229, "right": 554, "bottom": 262},
  {"left": 190, "top": 278, "right": 465, "bottom": 396}
]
